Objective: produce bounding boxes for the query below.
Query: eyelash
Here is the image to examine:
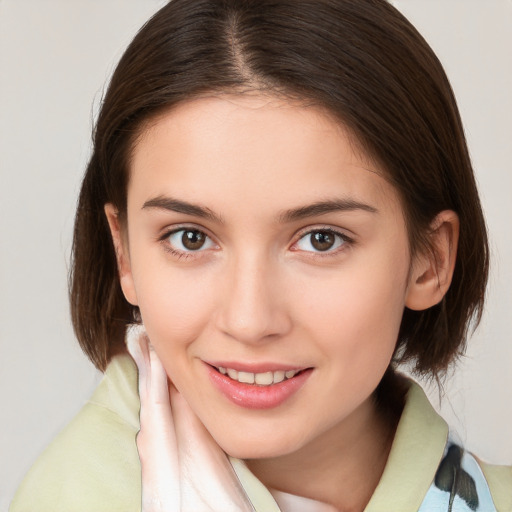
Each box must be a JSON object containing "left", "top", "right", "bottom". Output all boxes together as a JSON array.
[
  {"left": 158, "top": 225, "right": 354, "bottom": 260},
  {"left": 158, "top": 226, "right": 216, "bottom": 260},
  {"left": 291, "top": 227, "right": 354, "bottom": 257}
]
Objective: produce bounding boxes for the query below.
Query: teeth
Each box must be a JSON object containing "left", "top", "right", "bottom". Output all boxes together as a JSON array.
[
  {"left": 273, "top": 370, "right": 285, "bottom": 384},
  {"left": 237, "top": 371, "right": 255, "bottom": 384},
  {"left": 255, "top": 371, "right": 273, "bottom": 385},
  {"left": 218, "top": 367, "right": 302, "bottom": 386}
]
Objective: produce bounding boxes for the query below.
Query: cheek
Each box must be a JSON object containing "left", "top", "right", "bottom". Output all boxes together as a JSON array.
[
  {"left": 130, "top": 258, "right": 218, "bottom": 355},
  {"left": 296, "top": 254, "right": 408, "bottom": 365},
  {"left": 293, "top": 262, "right": 408, "bottom": 426}
]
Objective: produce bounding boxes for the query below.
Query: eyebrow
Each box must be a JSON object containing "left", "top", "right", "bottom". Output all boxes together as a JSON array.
[
  {"left": 142, "top": 196, "right": 223, "bottom": 223},
  {"left": 142, "top": 196, "right": 377, "bottom": 224},
  {"left": 278, "top": 199, "right": 378, "bottom": 223}
]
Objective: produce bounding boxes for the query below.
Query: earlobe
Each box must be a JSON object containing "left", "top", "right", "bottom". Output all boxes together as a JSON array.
[
  {"left": 104, "top": 204, "right": 139, "bottom": 306},
  {"left": 405, "top": 210, "right": 459, "bottom": 311}
]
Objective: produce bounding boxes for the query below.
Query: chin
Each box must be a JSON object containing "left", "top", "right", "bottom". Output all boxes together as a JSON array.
[{"left": 215, "top": 429, "right": 306, "bottom": 461}]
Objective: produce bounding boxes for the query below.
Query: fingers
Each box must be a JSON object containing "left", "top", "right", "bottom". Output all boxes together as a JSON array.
[
  {"left": 126, "top": 324, "right": 256, "bottom": 512},
  {"left": 126, "top": 324, "right": 149, "bottom": 396},
  {"left": 126, "top": 324, "right": 181, "bottom": 511},
  {"left": 170, "top": 386, "right": 255, "bottom": 512},
  {"left": 147, "top": 341, "right": 172, "bottom": 405}
]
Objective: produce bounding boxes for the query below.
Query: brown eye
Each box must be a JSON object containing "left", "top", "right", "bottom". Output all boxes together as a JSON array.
[
  {"left": 310, "top": 231, "right": 335, "bottom": 251},
  {"left": 166, "top": 228, "right": 214, "bottom": 252},
  {"left": 294, "top": 229, "right": 346, "bottom": 253},
  {"left": 182, "top": 230, "right": 206, "bottom": 250}
]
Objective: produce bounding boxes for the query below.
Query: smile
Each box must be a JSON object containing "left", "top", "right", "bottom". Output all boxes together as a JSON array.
[
  {"left": 216, "top": 366, "right": 302, "bottom": 386},
  {"left": 206, "top": 362, "right": 313, "bottom": 409}
]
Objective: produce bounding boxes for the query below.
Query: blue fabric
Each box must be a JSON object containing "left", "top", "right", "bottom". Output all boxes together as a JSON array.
[{"left": 419, "top": 440, "right": 497, "bottom": 512}]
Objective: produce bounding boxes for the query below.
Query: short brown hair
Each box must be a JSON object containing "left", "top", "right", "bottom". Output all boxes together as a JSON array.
[{"left": 70, "top": 0, "right": 488, "bottom": 377}]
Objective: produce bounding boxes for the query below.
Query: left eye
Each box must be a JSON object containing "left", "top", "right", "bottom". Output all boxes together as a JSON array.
[
  {"left": 166, "top": 229, "right": 215, "bottom": 252},
  {"left": 295, "top": 230, "right": 346, "bottom": 252}
]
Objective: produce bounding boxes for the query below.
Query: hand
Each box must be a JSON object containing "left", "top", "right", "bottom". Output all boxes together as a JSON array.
[{"left": 126, "top": 324, "right": 256, "bottom": 512}]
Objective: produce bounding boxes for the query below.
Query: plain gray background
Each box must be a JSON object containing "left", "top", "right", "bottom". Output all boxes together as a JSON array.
[{"left": 1, "top": 1, "right": 511, "bottom": 509}]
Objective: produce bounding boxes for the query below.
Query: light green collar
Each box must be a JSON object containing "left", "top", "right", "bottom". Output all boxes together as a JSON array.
[{"left": 364, "top": 380, "right": 448, "bottom": 511}]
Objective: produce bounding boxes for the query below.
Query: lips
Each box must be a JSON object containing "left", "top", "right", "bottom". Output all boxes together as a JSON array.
[{"left": 205, "top": 362, "right": 313, "bottom": 409}]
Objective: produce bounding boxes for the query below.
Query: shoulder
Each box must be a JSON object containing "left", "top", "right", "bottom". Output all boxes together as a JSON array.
[
  {"left": 10, "top": 355, "right": 141, "bottom": 512},
  {"left": 366, "top": 379, "right": 512, "bottom": 512},
  {"left": 478, "top": 459, "right": 512, "bottom": 512}
]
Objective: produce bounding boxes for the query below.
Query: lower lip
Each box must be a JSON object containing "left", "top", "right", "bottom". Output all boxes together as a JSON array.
[{"left": 206, "top": 365, "right": 312, "bottom": 409}]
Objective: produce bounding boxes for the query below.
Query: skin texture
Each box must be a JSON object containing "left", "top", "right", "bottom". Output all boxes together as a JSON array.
[{"left": 106, "top": 94, "right": 458, "bottom": 510}]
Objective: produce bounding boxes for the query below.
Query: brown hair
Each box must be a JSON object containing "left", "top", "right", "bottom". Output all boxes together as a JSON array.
[{"left": 70, "top": 0, "right": 489, "bottom": 378}]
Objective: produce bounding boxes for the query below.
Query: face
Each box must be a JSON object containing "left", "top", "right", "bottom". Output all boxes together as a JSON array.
[{"left": 113, "top": 94, "right": 419, "bottom": 459}]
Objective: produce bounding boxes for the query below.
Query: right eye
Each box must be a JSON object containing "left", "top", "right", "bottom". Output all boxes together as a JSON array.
[{"left": 165, "top": 228, "right": 216, "bottom": 252}]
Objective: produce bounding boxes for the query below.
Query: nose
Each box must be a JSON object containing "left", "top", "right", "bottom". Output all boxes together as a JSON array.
[{"left": 216, "top": 252, "right": 292, "bottom": 345}]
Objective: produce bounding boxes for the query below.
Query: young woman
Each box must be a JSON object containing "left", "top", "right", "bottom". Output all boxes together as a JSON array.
[{"left": 11, "top": 0, "right": 511, "bottom": 511}]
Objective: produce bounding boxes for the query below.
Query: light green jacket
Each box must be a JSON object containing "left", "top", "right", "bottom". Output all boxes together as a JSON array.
[{"left": 10, "top": 355, "right": 512, "bottom": 511}]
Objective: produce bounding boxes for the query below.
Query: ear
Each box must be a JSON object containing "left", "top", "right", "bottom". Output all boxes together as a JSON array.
[
  {"left": 405, "top": 210, "right": 459, "bottom": 311},
  {"left": 104, "top": 204, "right": 138, "bottom": 306}
]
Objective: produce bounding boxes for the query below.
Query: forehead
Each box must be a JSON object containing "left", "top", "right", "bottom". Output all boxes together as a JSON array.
[{"left": 128, "top": 94, "right": 402, "bottom": 219}]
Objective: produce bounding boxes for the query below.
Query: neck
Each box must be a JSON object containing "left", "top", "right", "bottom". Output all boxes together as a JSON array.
[{"left": 245, "top": 385, "right": 403, "bottom": 512}]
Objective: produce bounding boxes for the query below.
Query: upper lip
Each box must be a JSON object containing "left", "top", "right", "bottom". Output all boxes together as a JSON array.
[{"left": 205, "top": 361, "right": 310, "bottom": 373}]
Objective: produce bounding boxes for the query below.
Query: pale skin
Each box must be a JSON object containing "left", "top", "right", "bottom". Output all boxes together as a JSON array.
[{"left": 106, "top": 94, "right": 459, "bottom": 511}]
